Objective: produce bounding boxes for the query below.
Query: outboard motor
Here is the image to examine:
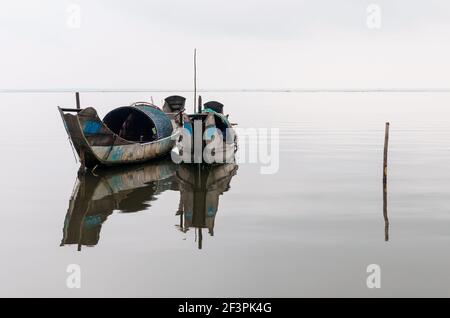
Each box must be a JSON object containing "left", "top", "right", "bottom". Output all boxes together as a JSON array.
[
  {"left": 163, "top": 95, "right": 186, "bottom": 113},
  {"left": 203, "top": 101, "right": 224, "bottom": 114}
]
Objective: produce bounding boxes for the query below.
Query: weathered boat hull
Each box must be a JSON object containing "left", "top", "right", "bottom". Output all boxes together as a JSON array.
[
  {"left": 177, "top": 111, "right": 237, "bottom": 164},
  {"left": 59, "top": 107, "right": 178, "bottom": 168}
]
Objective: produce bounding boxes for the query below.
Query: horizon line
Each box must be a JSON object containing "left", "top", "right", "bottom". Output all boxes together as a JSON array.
[{"left": 2, "top": 88, "right": 450, "bottom": 93}]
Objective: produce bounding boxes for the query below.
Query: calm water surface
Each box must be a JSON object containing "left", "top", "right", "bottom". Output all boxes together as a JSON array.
[{"left": 1, "top": 92, "right": 450, "bottom": 297}]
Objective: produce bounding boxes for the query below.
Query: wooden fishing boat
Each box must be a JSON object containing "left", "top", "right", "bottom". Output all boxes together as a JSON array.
[
  {"left": 177, "top": 100, "right": 238, "bottom": 164},
  {"left": 58, "top": 98, "right": 183, "bottom": 168}
]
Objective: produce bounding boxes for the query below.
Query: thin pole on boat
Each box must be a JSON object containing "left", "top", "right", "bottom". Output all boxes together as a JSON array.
[
  {"left": 198, "top": 95, "right": 202, "bottom": 114},
  {"left": 76, "top": 92, "right": 80, "bottom": 109},
  {"left": 383, "top": 122, "right": 390, "bottom": 241},
  {"left": 194, "top": 48, "right": 197, "bottom": 113}
]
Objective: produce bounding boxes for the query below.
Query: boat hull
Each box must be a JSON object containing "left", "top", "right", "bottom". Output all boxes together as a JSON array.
[
  {"left": 59, "top": 107, "right": 178, "bottom": 168},
  {"left": 176, "top": 112, "right": 237, "bottom": 164}
]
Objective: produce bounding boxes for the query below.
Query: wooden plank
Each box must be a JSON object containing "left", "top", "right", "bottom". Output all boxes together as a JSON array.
[{"left": 60, "top": 108, "right": 83, "bottom": 112}]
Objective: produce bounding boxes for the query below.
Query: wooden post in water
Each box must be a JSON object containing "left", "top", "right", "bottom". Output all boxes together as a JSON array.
[
  {"left": 76, "top": 92, "right": 80, "bottom": 109},
  {"left": 74, "top": 92, "right": 86, "bottom": 174},
  {"left": 383, "top": 122, "right": 390, "bottom": 241},
  {"left": 383, "top": 122, "right": 389, "bottom": 184}
]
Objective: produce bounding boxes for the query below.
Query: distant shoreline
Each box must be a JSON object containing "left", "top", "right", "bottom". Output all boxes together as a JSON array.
[{"left": 2, "top": 88, "right": 450, "bottom": 93}]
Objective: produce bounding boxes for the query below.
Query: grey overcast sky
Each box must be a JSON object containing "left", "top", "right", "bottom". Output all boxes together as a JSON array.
[{"left": 1, "top": 0, "right": 450, "bottom": 89}]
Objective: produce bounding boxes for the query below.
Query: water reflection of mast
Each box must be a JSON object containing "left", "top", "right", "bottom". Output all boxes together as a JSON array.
[
  {"left": 383, "top": 122, "right": 389, "bottom": 242},
  {"left": 77, "top": 172, "right": 87, "bottom": 252},
  {"left": 176, "top": 164, "right": 238, "bottom": 249}
]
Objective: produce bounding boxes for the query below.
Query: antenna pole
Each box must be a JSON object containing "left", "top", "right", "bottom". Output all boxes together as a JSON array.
[{"left": 194, "top": 49, "right": 197, "bottom": 113}]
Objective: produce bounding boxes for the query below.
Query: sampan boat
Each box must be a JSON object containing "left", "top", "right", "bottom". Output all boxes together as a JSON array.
[
  {"left": 59, "top": 98, "right": 184, "bottom": 168},
  {"left": 178, "top": 100, "right": 238, "bottom": 164}
]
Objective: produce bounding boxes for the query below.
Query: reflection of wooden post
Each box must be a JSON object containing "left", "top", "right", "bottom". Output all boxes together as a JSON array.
[
  {"left": 383, "top": 180, "right": 389, "bottom": 242},
  {"left": 77, "top": 172, "right": 86, "bottom": 252},
  {"left": 383, "top": 123, "right": 389, "bottom": 241}
]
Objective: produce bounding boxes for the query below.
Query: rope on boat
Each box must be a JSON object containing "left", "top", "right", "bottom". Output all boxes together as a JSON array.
[{"left": 91, "top": 164, "right": 99, "bottom": 176}]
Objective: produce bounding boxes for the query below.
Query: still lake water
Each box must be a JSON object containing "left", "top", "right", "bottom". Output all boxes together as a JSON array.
[{"left": 1, "top": 92, "right": 450, "bottom": 297}]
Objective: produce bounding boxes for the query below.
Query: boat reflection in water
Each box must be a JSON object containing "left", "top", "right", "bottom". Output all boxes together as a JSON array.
[
  {"left": 175, "top": 164, "right": 238, "bottom": 249},
  {"left": 61, "top": 160, "right": 238, "bottom": 250}
]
